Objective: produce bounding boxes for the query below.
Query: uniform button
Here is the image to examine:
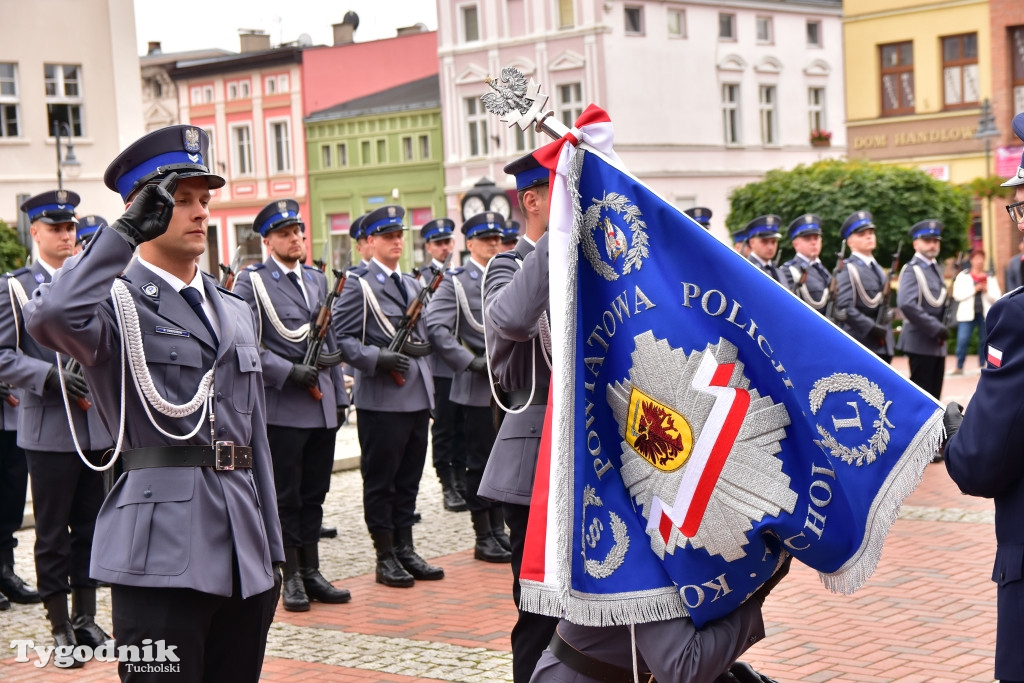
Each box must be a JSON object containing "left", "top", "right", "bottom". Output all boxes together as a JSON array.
[
  {"left": 530, "top": 427, "right": 537, "bottom": 434},
  {"left": 218, "top": 427, "right": 226, "bottom": 435},
  {"left": 217, "top": 392, "right": 223, "bottom": 402},
  {"left": 251, "top": 358, "right": 257, "bottom": 367},
  {"left": 143, "top": 488, "right": 152, "bottom": 499},
  {"left": 169, "top": 351, "right": 178, "bottom": 360}
]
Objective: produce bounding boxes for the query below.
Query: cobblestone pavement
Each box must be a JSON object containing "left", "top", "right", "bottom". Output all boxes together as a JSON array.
[{"left": 0, "top": 356, "right": 1000, "bottom": 682}]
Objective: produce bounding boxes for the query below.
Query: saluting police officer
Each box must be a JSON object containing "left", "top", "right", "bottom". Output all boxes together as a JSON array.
[
  {"left": 0, "top": 190, "right": 112, "bottom": 659},
  {"left": 75, "top": 215, "right": 106, "bottom": 253},
  {"left": 332, "top": 205, "right": 444, "bottom": 588},
  {"left": 744, "top": 215, "right": 784, "bottom": 283},
  {"left": 480, "top": 151, "right": 559, "bottom": 682},
  {"left": 427, "top": 212, "right": 512, "bottom": 564},
  {"left": 417, "top": 218, "right": 468, "bottom": 512},
  {"left": 24, "top": 125, "right": 284, "bottom": 682},
  {"left": 895, "top": 220, "right": 949, "bottom": 400},
  {"left": 233, "top": 199, "right": 351, "bottom": 613},
  {"left": 684, "top": 206, "right": 713, "bottom": 231},
  {"left": 782, "top": 214, "right": 832, "bottom": 315},
  {"left": 836, "top": 210, "right": 895, "bottom": 363}
]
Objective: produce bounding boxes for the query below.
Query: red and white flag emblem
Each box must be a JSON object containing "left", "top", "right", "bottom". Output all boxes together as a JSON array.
[{"left": 987, "top": 345, "right": 1003, "bottom": 369}]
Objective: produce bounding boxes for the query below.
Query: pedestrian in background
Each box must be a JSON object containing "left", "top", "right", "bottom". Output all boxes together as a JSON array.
[{"left": 951, "top": 249, "right": 1000, "bottom": 374}]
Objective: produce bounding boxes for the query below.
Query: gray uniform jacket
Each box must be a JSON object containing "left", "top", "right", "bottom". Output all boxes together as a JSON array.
[
  {"left": 478, "top": 236, "right": 550, "bottom": 506},
  {"left": 0, "top": 263, "right": 112, "bottom": 451},
  {"left": 836, "top": 254, "right": 895, "bottom": 356},
  {"left": 895, "top": 254, "right": 947, "bottom": 357},
  {"left": 233, "top": 258, "right": 346, "bottom": 428},
  {"left": 22, "top": 227, "right": 284, "bottom": 598},
  {"left": 426, "top": 262, "right": 491, "bottom": 407},
  {"left": 747, "top": 254, "right": 783, "bottom": 284},
  {"left": 332, "top": 260, "right": 433, "bottom": 413},
  {"left": 417, "top": 259, "right": 453, "bottom": 382},
  {"left": 531, "top": 600, "right": 765, "bottom": 683},
  {"left": 782, "top": 256, "right": 831, "bottom": 314}
]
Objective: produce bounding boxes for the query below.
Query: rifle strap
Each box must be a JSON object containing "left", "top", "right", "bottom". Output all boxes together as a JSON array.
[
  {"left": 7, "top": 275, "right": 29, "bottom": 352},
  {"left": 846, "top": 261, "right": 883, "bottom": 308},
  {"left": 249, "top": 272, "right": 309, "bottom": 344},
  {"left": 787, "top": 264, "right": 829, "bottom": 309},
  {"left": 909, "top": 264, "right": 947, "bottom": 308},
  {"left": 356, "top": 276, "right": 399, "bottom": 342},
  {"left": 452, "top": 273, "right": 485, "bottom": 334}
]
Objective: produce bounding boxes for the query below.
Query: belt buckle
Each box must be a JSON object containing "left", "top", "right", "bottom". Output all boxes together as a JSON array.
[{"left": 214, "top": 441, "right": 235, "bottom": 471}]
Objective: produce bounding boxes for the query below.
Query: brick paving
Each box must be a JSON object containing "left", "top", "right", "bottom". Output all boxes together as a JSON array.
[{"left": 0, "top": 355, "right": 1000, "bottom": 682}]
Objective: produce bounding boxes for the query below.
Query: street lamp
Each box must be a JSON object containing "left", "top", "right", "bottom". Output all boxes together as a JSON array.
[
  {"left": 52, "top": 120, "right": 80, "bottom": 191},
  {"left": 975, "top": 99, "right": 1000, "bottom": 273}
]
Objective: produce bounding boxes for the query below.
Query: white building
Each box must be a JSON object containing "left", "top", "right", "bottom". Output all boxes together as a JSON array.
[
  {"left": 438, "top": 0, "right": 845, "bottom": 240},
  {"left": 0, "top": 0, "right": 143, "bottom": 231}
]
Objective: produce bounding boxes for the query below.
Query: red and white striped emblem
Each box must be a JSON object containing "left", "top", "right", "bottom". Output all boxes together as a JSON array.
[{"left": 987, "top": 345, "right": 1003, "bottom": 369}]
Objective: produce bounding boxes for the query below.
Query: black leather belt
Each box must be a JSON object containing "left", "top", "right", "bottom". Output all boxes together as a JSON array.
[
  {"left": 122, "top": 444, "right": 253, "bottom": 472},
  {"left": 505, "top": 388, "right": 549, "bottom": 408},
  {"left": 549, "top": 629, "right": 654, "bottom": 683}
]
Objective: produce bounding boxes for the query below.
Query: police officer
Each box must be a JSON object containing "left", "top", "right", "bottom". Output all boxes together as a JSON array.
[
  {"left": 0, "top": 376, "right": 39, "bottom": 611},
  {"left": 233, "top": 199, "right": 351, "bottom": 613},
  {"left": 731, "top": 227, "right": 750, "bottom": 258},
  {"left": 480, "top": 151, "right": 559, "bottom": 682},
  {"left": 75, "top": 215, "right": 106, "bottom": 253},
  {"left": 427, "top": 212, "right": 512, "bottom": 564},
  {"left": 835, "top": 210, "right": 895, "bottom": 362},
  {"left": 744, "top": 215, "right": 784, "bottom": 283},
  {"left": 350, "top": 213, "right": 373, "bottom": 268},
  {"left": 782, "top": 214, "right": 831, "bottom": 315},
  {"left": 417, "top": 218, "right": 467, "bottom": 512},
  {"left": 684, "top": 206, "right": 713, "bottom": 230},
  {"left": 501, "top": 221, "right": 521, "bottom": 252},
  {"left": 0, "top": 190, "right": 112, "bottom": 659},
  {"left": 332, "top": 205, "right": 444, "bottom": 588},
  {"left": 896, "top": 220, "right": 949, "bottom": 400},
  {"left": 23, "top": 125, "right": 283, "bottom": 681},
  {"left": 944, "top": 113, "right": 1024, "bottom": 683}
]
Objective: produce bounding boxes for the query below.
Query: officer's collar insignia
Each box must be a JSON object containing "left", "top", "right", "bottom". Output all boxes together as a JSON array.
[
  {"left": 277, "top": 200, "right": 288, "bottom": 216},
  {"left": 470, "top": 270, "right": 479, "bottom": 279},
  {"left": 183, "top": 127, "right": 201, "bottom": 153},
  {"left": 376, "top": 272, "right": 386, "bottom": 283},
  {"left": 34, "top": 272, "right": 45, "bottom": 283},
  {"left": 143, "top": 282, "right": 159, "bottom": 297},
  {"left": 387, "top": 207, "right": 396, "bottom": 218},
  {"left": 271, "top": 270, "right": 281, "bottom": 280},
  {"left": 56, "top": 189, "right": 68, "bottom": 206}
]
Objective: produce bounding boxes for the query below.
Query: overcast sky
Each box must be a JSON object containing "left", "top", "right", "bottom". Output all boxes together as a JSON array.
[{"left": 134, "top": 0, "right": 439, "bottom": 55}]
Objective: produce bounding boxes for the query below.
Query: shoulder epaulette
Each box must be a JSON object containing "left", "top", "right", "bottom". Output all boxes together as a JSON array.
[
  {"left": 216, "top": 285, "right": 244, "bottom": 300},
  {"left": 302, "top": 264, "right": 320, "bottom": 271},
  {"left": 246, "top": 263, "right": 265, "bottom": 271},
  {"left": 449, "top": 267, "right": 465, "bottom": 276},
  {"left": 1008, "top": 285, "right": 1024, "bottom": 298},
  {"left": 116, "top": 274, "right": 133, "bottom": 284},
  {"left": 491, "top": 252, "right": 522, "bottom": 264},
  {"left": 9, "top": 267, "right": 30, "bottom": 278}
]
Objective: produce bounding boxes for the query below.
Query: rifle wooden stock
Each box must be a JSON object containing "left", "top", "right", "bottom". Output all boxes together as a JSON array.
[
  {"left": 303, "top": 268, "right": 347, "bottom": 400},
  {"left": 3, "top": 389, "right": 17, "bottom": 408}
]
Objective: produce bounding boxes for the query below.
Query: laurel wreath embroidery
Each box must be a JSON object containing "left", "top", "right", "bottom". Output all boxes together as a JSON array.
[
  {"left": 809, "top": 373, "right": 894, "bottom": 466},
  {"left": 581, "top": 192, "right": 648, "bottom": 281},
  {"left": 581, "top": 485, "right": 629, "bottom": 579}
]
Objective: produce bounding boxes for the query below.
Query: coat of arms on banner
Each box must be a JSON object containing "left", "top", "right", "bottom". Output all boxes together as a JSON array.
[
  {"left": 582, "top": 192, "right": 649, "bottom": 281},
  {"left": 608, "top": 332, "right": 798, "bottom": 562}
]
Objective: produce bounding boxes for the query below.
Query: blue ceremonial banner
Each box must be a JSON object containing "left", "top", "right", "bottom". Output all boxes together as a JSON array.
[{"left": 519, "top": 130, "right": 943, "bottom": 629}]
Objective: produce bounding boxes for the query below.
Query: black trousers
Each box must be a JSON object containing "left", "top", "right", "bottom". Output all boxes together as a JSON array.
[
  {"left": 907, "top": 353, "right": 945, "bottom": 400},
  {"left": 504, "top": 501, "right": 559, "bottom": 683},
  {"left": 110, "top": 564, "right": 279, "bottom": 682},
  {"left": 460, "top": 405, "right": 498, "bottom": 513},
  {"left": 357, "top": 408, "right": 430, "bottom": 532},
  {"left": 431, "top": 376, "right": 465, "bottom": 478},
  {"left": 266, "top": 425, "right": 336, "bottom": 549},
  {"left": 0, "top": 430, "right": 28, "bottom": 552},
  {"left": 25, "top": 449, "right": 104, "bottom": 600}
]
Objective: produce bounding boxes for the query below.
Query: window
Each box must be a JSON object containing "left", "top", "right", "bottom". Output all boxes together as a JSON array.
[
  {"left": 557, "top": 82, "right": 583, "bottom": 127},
  {"left": 265, "top": 76, "right": 276, "bottom": 94},
  {"left": 1013, "top": 27, "right": 1024, "bottom": 115},
  {"left": 278, "top": 74, "right": 289, "bottom": 92},
  {"left": 756, "top": 16, "right": 773, "bottom": 44},
  {"left": 624, "top": 6, "right": 644, "bottom": 35},
  {"left": 203, "top": 127, "right": 216, "bottom": 175},
  {"left": 191, "top": 86, "right": 202, "bottom": 104},
  {"left": 942, "top": 34, "right": 979, "bottom": 109},
  {"left": 202, "top": 85, "right": 213, "bottom": 103},
  {"left": 558, "top": 0, "right": 574, "bottom": 29},
  {"left": 234, "top": 223, "right": 262, "bottom": 265},
  {"left": 667, "top": 9, "right": 686, "bottom": 38},
  {"left": 268, "top": 119, "right": 291, "bottom": 173},
  {"left": 227, "top": 82, "right": 238, "bottom": 100},
  {"left": 322, "top": 144, "right": 331, "bottom": 168},
  {"left": 808, "top": 87, "right": 826, "bottom": 135},
  {"left": 807, "top": 20, "right": 822, "bottom": 47},
  {"left": 461, "top": 4, "right": 480, "bottom": 42},
  {"left": 44, "top": 64, "right": 84, "bottom": 136},
  {"left": 361, "top": 139, "right": 371, "bottom": 164},
  {"left": 376, "top": 139, "right": 386, "bottom": 163},
  {"left": 402, "top": 136, "right": 413, "bottom": 161},
  {"left": 880, "top": 41, "right": 914, "bottom": 116},
  {"left": 232, "top": 124, "right": 253, "bottom": 176},
  {"left": 337, "top": 142, "right": 348, "bottom": 166},
  {"left": 722, "top": 83, "right": 740, "bottom": 144},
  {"left": 0, "top": 63, "right": 20, "bottom": 137},
  {"left": 465, "top": 96, "right": 489, "bottom": 157},
  {"left": 419, "top": 134, "right": 430, "bottom": 159},
  {"left": 719, "top": 13, "right": 736, "bottom": 40},
  {"left": 759, "top": 85, "right": 777, "bottom": 145},
  {"left": 240, "top": 80, "right": 250, "bottom": 97},
  {"left": 515, "top": 125, "right": 536, "bottom": 153}
]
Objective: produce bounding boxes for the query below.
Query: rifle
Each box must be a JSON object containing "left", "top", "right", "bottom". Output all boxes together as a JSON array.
[
  {"left": 875, "top": 240, "right": 903, "bottom": 328},
  {"left": 302, "top": 265, "right": 348, "bottom": 401},
  {"left": 313, "top": 241, "right": 329, "bottom": 273},
  {"left": 388, "top": 253, "right": 452, "bottom": 386},
  {"left": 62, "top": 357, "right": 92, "bottom": 412},
  {"left": 219, "top": 247, "right": 243, "bottom": 291},
  {"left": 824, "top": 241, "right": 847, "bottom": 322},
  {"left": 0, "top": 382, "right": 18, "bottom": 408},
  {"left": 941, "top": 251, "right": 963, "bottom": 328}
]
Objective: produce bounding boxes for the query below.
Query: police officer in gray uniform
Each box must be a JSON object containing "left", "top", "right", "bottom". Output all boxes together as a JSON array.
[
  {"left": 835, "top": 210, "right": 895, "bottom": 362},
  {"left": 428, "top": 212, "right": 512, "bottom": 564},
  {"left": 24, "top": 125, "right": 283, "bottom": 682},
  {"left": 781, "top": 214, "right": 831, "bottom": 315},
  {"left": 75, "top": 215, "right": 106, "bottom": 252},
  {"left": 0, "top": 190, "right": 112, "bottom": 658},
  {"left": 895, "top": 220, "right": 949, "bottom": 400},
  {"left": 350, "top": 213, "right": 373, "bottom": 268},
  {"left": 744, "top": 215, "right": 784, "bottom": 283},
  {"left": 332, "top": 204, "right": 444, "bottom": 588},
  {"left": 480, "top": 152, "right": 559, "bottom": 682},
  {"left": 233, "top": 198, "right": 351, "bottom": 612},
  {"left": 684, "top": 206, "right": 712, "bottom": 230}
]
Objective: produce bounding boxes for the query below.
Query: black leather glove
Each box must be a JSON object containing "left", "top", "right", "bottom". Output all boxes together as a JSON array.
[
  {"left": 714, "top": 662, "right": 780, "bottom": 683},
  {"left": 109, "top": 172, "right": 178, "bottom": 248},
  {"left": 468, "top": 356, "right": 488, "bottom": 375},
  {"left": 272, "top": 562, "right": 283, "bottom": 597},
  {"left": 336, "top": 406, "right": 347, "bottom": 426},
  {"left": 0, "top": 383, "right": 9, "bottom": 401},
  {"left": 287, "top": 363, "right": 319, "bottom": 388},
  {"left": 376, "top": 350, "right": 410, "bottom": 373},
  {"left": 943, "top": 402, "right": 964, "bottom": 447},
  {"left": 935, "top": 327, "right": 950, "bottom": 343},
  {"left": 45, "top": 367, "right": 88, "bottom": 398},
  {"left": 870, "top": 324, "right": 890, "bottom": 343},
  {"left": 752, "top": 554, "right": 792, "bottom": 606}
]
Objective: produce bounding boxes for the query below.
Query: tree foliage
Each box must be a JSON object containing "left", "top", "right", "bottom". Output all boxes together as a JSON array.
[
  {"left": 0, "top": 220, "right": 28, "bottom": 274},
  {"left": 726, "top": 159, "right": 973, "bottom": 270}
]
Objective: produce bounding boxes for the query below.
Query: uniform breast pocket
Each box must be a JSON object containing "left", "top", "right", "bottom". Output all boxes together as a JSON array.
[
  {"left": 96, "top": 469, "right": 195, "bottom": 576},
  {"left": 142, "top": 332, "right": 203, "bottom": 404},
  {"left": 233, "top": 344, "right": 262, "bottom": 414}
]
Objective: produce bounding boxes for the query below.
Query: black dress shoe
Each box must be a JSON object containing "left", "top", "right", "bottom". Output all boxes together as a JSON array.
[
  {"left": 282, "top": 574, "right": 311, "bottom": 612},
  {"left": 394, "top": 546, "right": 445, "bottom": 580},
  {"left": 71, "top": 615, "right": 112, "bottom": 649},
  {"left": 442, "top": 485, "right": 468, "bottom": 512},
  {"left": 300, "top": 568, "right": 351, "bottom": 604},
  {"left": 376, "top": 555, "right": 415, "bottom": 588},
  {"left": 319, "top": 525, "right": 338, "bottom": 539},
  {"left": 0, "top": 564, "right": 41, "bottom": 604},
  {"left": 474, "top": 535, "right": 512, "bottom": 563},
  {"left": 0, "top": 591, "right": 9, "bottom": 611},
  {"left": 51, "top": 624, "right": 84, "bottom": 668}
]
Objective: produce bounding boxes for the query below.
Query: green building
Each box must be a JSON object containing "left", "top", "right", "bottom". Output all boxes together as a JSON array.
[{"left": 305, "top": 75, "right": 445, "bottom": 272}]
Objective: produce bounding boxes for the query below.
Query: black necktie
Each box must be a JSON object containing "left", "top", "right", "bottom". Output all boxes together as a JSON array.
[
  {"left": 870, "top": 261, "right": 883, "bottom": 281},
  {"left": 390, "top": 272, "right": 409, "bottom": 307},
  {"left": 814, "top": 262, "right": 829, "bottom": 280},
  {"left": 286, "top": 272, "right": 307, "bottom": 309},
  {"left": 180, "top": 286, "right": 219, "bottom": 347}
]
